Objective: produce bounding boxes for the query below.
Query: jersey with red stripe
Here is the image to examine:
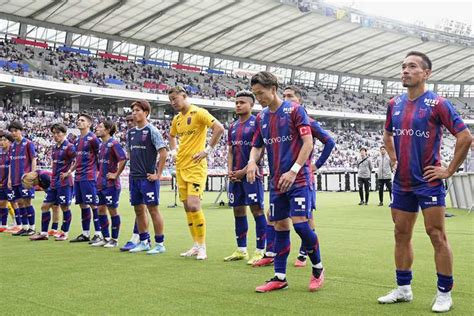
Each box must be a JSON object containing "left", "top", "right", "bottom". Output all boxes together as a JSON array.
[
  {"left": 228, "top": 115, "right": 263, "bottom": 175},
  {"left": 252, "top": 100, "right": 312, "bottom": 193},
  {"left": 0, "top": 147, "right": 10, "bottom": 188},
  {"left": 74, "top": 132, "right": 100, "bottom": 182},
  {"left": 10, "top": 138, "right": 36, "bottom": 186},
  {"left": 51, "top": 140, "right": 76, "bottom": 189},
  {"left": 385, "top": 90, "right": 467, "bottom": 193},
  {"left": 97, "top": 138, "right": 127, "bottom": 190}
]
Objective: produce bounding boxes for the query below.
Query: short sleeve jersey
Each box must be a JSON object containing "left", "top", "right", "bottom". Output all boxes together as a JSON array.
[
  {"left": 97, "top": 137, "right": 127, "bottom": 190},
  {"left": 10, "top": 138, "right": 36, "bottom": 186},
  {"left": 170, "top": 104, "right": 216, "bottom": 171},
  {"left": 51, "top": 139, "right": 76, "bottom": 189},
  {"left": 385, "top": 90, "right": 467, "bottom": 193},
  {"left": 75, "top": 131, "right": 100, "bottom": 182}
]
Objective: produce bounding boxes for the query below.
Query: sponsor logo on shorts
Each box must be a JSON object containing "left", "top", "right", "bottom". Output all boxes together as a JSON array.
[{"left": 192, "top": 183, "right": 200, "bottom": 192}]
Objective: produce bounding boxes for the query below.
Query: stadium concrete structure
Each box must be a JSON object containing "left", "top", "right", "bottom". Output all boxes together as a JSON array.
[{"left": 0, "top": 0, "right": 472, "bottom": 155}]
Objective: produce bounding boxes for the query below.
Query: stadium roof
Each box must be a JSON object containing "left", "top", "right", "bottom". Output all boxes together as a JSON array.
[{"left": 1, "top": 0, "right": 473, "bottom": 83}]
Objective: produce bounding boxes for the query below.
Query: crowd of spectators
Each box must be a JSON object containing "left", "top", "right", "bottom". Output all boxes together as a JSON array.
[
  {"left": 0, "top": 107, "right": 459, "bottom": 176},
  {"left": 1, "top": 39, "right": 472, "bottom": 119}
]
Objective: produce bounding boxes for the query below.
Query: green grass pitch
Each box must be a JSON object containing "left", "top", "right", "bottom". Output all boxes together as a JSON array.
[{"left": 1, "top": 190, "right": 473, "bottom": 315}]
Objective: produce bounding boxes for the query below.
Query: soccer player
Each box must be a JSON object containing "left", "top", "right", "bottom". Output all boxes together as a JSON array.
[
  {"left": 29, "top": 123, "right": 75, "bottom": 241},
  {"left": 247, "top": 72, "right": 324, "bottom": 293},
  {"left": 0, "top": 132, "right": 20, "bottom": 233},
  {"left": 169, "top": 86, "right": 224, "bottom": 260},
  {"left": 357, "top": 148, "right": 372, "bottom": 205},
  {"left": 63, "top": 114, "right": 102, "bottom": 243},
  {"left": 8, "top": 121, "right": 37, "bottom": 236},
  {"left": 378, "top": 51, "right": 472, "bottom": 312},
  {"left": 282, "top": 86, "right": 335, "bottom": 268},
  {"left": 224, "top": 90, "right": 266, "bottom": 264},
  {"left": 375, "top": 146, "right": 393, "bottom": 206},
  {"left": 92, "top": 120, "right": 126, "bottom": 248},
  {"left": 120, "top": 113, "right": 142, "bottom": 251},
  {"left": 127, "top": 100, "right": 167, "bottom": 254}
]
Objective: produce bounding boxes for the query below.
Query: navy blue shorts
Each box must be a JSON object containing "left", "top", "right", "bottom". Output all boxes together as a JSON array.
[
  {"left": 0, "top": 188, "right": 14, "bottom": 201},
  {"left": 228, "top": 178, "right": 264, "bottom": 209},
  {"left": 129, "top": 178, "right": 160, "bottom": 206},
  {"left": 391, "top": 188, "right": 446, "bottom": 212},
  {"left": 44, "top": 186, "right": 72, "bottom": 206},
  {"left": 74, "top": 181, "right": 97, "bottom": 206},
  {"left": 12, "top": 185, "right": 34, "bottom": 201},
  {"left": 269, "top": 185, "right": 313, "bottom": 221},
  {"left": 98, "top": 187, "right": 121, "bottom": 209}
]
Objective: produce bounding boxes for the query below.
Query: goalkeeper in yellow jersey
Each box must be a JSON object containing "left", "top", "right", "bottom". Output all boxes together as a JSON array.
[{"left": 168, "top": 86, "right": 224, "bottom": 260}]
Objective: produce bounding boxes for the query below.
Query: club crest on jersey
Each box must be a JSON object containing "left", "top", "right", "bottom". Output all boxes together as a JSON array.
[
  {"left": 107, "top": 142, "right": 113, "bottom": 147},
  {"left": 249, "top": 120, "right": 255, "bottom": 126},
  {"left": 394, "top": 111, "right": 401, "bottom": 116},
  {"left": 244, "top": 127, "right": 251, "bottom": 134},
  {"left": 86, "top": 136, "right": 92, "bottom": 140},
  {"left": 418, "top": 108, "right": 428, "bottom": 118},
  {"left": 424, "top": 98, "right": 439, "bottom": 107},
  {"left": 187, "top": 117, "right": 192, "bottom": 125}
]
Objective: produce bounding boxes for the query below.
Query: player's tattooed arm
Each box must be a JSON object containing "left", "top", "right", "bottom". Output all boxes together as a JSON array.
[{"left": 247, "top": 147, "right": 264, "bottom": 184}]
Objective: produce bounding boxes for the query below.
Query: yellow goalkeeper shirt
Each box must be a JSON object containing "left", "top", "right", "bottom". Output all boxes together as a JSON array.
[{"left": 170, "top": 104, "right": 216, "bottom": 172}]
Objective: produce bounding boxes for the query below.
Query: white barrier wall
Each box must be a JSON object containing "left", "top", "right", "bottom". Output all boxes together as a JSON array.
[{"left": 447, "top": 172, "right": 474, "bottom": 210}]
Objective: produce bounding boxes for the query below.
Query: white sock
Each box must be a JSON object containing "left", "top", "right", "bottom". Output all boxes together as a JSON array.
[
  {"left": 238, "top": 247, "right": 247, "bottom": 253},
  {"left": 256, "top": 248, "right": 265, "bottom": 254},
  {"left": 131, "top": 233, "right": 139, "bottom": 243},
  {"left": 95, "top": 231, "right": 103, "bottom": 238},
  {"left": 312, "top": 262, "right": 323, "bottom": 269},
  {"left": 23, "top": 225, "right": 29, "bottom": 230},
  {"left": 266, "top": 252, "right": 276, "bottom": 257},
  {"left": 275, "top": 273, "right": 286, "bottom": 281},
  {"left": 83, "top": 230, "right": 90, "bottom": 237},
  {"left": 398, "top": 285, "right": 412, "bottom": 292},
  {"left": 41, "top": 231, "right": 48, "bottom": 236},
  {"left": 30, "top": 225, "right": 35, "bottom": 230}
]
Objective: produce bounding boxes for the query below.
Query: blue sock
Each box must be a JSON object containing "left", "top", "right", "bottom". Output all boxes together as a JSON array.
[
  {"left": 235, "top": 216, "right": 248, "bottom": 248},
  {"left": 265, "top": 224, "right": 276, "bottom": 254},
  {"left": 111, "top": 215, "right": 121, "bottom": 240},
  {"left": 254, "top": 214, "right": 267, "bottom": 250},
  {"left": 437, "top": 273, "right": 453, "bottom": 293},
  {"left": 155, "top": 234, "right": 164, "bottom": 244},
  {"left": 99, "top": 214, "right": 110, "bottom": 238},
  {"left": 293, "top": 222, "right": 321, "bottom": 265},
  {"left": 396, "top": 270, "right": 412, "bottom": 286},
  {"left": 14, "top": 208, "right": 21, "bottom": 225},
  {"left": 27, "top": 205, "right": 35, "bottom": 226},
  {"left": 51, "top": 222, "right": 59, "bottom": 230},
  {"left": 81, "top": 208, "right": 91, "bottom": 231},
  {"left": 0, "top": 208, "right": 7, "bottom": 225},
  {"left": 61, "top": 210, "right": 72, "bottom": 233},
  {"left": 298, "top": 243, "right": 307, "bottom": 256},
  {"left": 20, "top": 207, "right": 28, "bottom": 225},
  {"left": 92, "top": 207, "right": 100, "bottom": 232},
  {"left": 41, "top": 211, "right": 51, "bottom": 233},
  {"left": 274, "top": 230, "right": 290, "bottom": 276},
  {"left": 133, "top": 221, "right": 139, "bottom": 234},
  {"left": 139, "top": 232, "right": 150, "bottom": 242}
]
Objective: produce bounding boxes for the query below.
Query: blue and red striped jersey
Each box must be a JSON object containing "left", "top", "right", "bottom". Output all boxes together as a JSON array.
[
  {"left": 385, "top": 90, "right": 467, "bottom": 192},
  {"left": 228, "top": 115, "right": 263, "bottom": 176},
  {"left": 309, "top": 118, "right": 335, "bottom": 169},
  {"left": 97, "top": 138, "right": 127, "bottom": 190},
  {"left": 0, "top": 147, "right": 10, "bottom": 188},
  {"left": 74, "top": 132, "right": 100, "bottom": 182},
  {"left": 10, "top": 138, "right": 36, "bottom": 186},
  {"left": 51, "top": 140, "right": 76, "bottom": 189},
  {"left": 252, "top": 101, "right": 313, "bottom": 193}
]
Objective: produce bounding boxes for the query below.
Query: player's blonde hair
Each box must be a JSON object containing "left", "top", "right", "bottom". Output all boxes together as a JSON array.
[{"left": 22, "top": 172, "right": 38, "bottom": 189}]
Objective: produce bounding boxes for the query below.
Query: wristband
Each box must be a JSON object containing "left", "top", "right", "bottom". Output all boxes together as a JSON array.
[{"left": 290, "top": 162, "right": 302, "bottom": 174}]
